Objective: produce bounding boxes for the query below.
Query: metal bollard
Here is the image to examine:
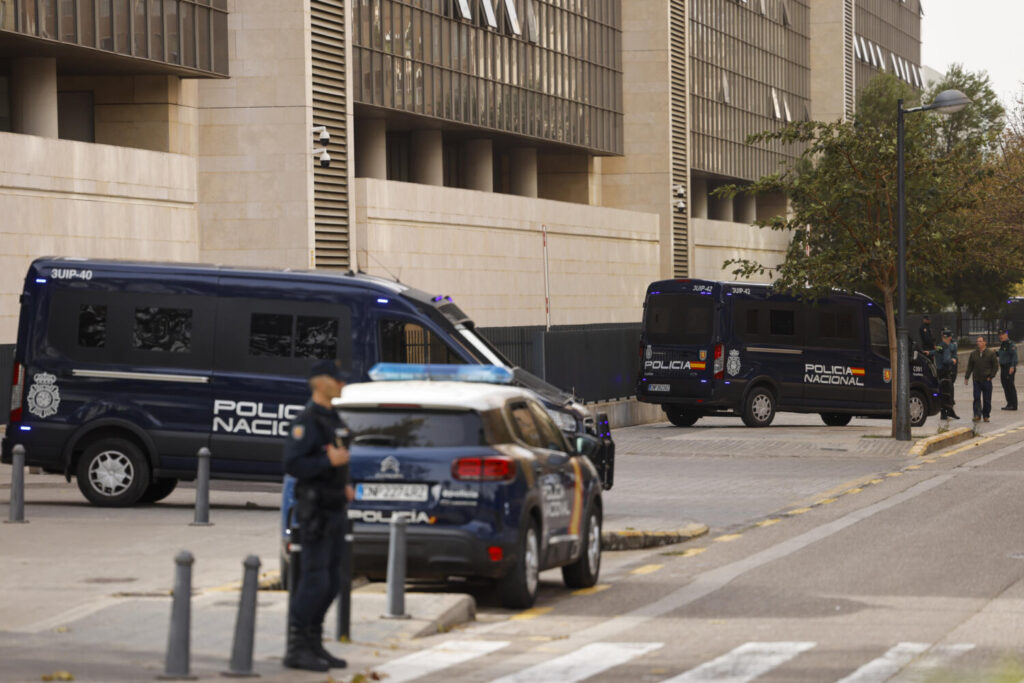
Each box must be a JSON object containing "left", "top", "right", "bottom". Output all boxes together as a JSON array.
[
  {"left": 6, "top": 444, "right": 27, "bottom": 524},
  {"left": 335, "top": 518, "right": 354, "bottom": 641},
  {"left": 223, "top": 555, "right": 261, "bottom": 678},
  {"left": 160, "top": 551, "right": 196, "bottom": 680},
  {"left": 383, "top": 516, "right": 409, "bottom": 619},
  {"left": 190, "top": 447, "right": 213, "bottom": 527}
]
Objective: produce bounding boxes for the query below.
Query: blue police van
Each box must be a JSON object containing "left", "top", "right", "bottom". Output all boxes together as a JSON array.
[
  {"left": 637, "top": 279, "right": 941, "bottom": 428},
  {"left": 4, "top": 257, "right": 612, "bottom": 506}
]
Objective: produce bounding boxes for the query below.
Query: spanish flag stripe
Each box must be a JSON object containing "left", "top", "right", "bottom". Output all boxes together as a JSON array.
[
  {"left": 568, "top": 459, "right": 584, "bottom": 536},
  {"left": 691, "top": 361, "right": 707, "bottom": 370},
  {"left": 850, "top": 367, "right": 865, "bottom": 376}
]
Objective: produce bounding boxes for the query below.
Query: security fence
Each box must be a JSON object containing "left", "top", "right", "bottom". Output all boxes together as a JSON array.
[{"left": 477, "top": 323, "right": 641, "bottom": 404}]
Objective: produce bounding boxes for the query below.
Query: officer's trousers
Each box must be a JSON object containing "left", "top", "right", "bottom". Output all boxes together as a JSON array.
[
  {"left": 1001, "top": 365, "right": 1017, "bottom": 409},
  {"left": 290, "top": 511, "right": 346, "bottom": 629}
]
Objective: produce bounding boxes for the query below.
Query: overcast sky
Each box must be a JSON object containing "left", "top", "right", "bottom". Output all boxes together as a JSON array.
[{"left": 920, "top": 0, "right": 1024, "bottom": 109}]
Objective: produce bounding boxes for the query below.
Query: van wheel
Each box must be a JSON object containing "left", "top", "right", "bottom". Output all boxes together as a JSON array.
[
  {"left": 498, "top": 519, "right": 540, "bottom": 609},
  {"left": 664, "top": 406, "right": 701, "bottom": 427},
  {"left": 821, "top": 413, "right": 853, "bottom": 427},
  {"left": 139, "top": 478, "right": 178, "bottom": 504},
  {"left": 742, "top": 388, "right": 776, "bottom": 427},
  {"left": 76, "top": 438, "right": 150, "bottom": 507},
  {"left": 562, "top": 506, "right": 601, "bottom": 589},
  {"left": 909, "top": 390, "right": 928, "bottom": 428}
]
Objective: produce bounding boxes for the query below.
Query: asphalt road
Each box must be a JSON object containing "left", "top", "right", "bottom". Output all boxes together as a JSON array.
[{"left": 355, "top": 421, "right": 1024, "bottom": 682}]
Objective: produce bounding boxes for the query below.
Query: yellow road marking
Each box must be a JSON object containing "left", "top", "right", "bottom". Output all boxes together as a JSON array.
[
  {"left": 631, "top": 564, "right": 664, "bottom": 575},
  {"left": 815, "top": 497, "right": 838, "bottom": 505},
  {"left": 511, "top": 607, "right": 553, "bottom": 620},
  {"left": 757, "top": 518, "right": 781, "bottom": 527},
  {"left": 886, "top": 472, "right": 902, "bottom": 477},
  {"left": 714, "top": 534, "right": 743, "bottom": 543},
  {"left": 843, "top": 488, "right": 863, "bottom": 495},
  {"left": 868, "top": 479, "right": 884, "bottom": 485},
  {"left": 678, "top": 547, "right": 708, "bottom": 557},
  {"left": 571, "top": 584, "right": 612, "bottom": 596},
  {"left": 905, "top": 465, "right": 921, "bottom": 470},
  {"left": 786, "top": 507, "right": 811, "bottom": 515}
]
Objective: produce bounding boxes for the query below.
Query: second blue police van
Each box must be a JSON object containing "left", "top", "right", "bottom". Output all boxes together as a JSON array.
[
  {"left": 637, "top": 279, "right": 941, "bottom": 428},
  {"left": 4, "top": 258, "right": 613, "bottom": 506}
]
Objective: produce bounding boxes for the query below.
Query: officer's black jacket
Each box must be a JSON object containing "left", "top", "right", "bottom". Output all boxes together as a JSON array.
[{"left": 284, "top": 400, "right": 349, "bottom": 502}]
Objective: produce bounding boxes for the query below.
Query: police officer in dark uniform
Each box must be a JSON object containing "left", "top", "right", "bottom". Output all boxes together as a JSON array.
[
  {"left": 933, "top": 330, "right": 960, "bottom": 420},
  {"left": 919, "top": 315, "right": 935, "bottom": 352},
  {"left": 283, "top": 359, "right": 354, "bottom": 672},
  {"left": 998, "top": 330, "right": 1018, "bottom": 410}
]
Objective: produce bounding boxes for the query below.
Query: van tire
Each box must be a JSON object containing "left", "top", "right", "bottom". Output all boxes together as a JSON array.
[
  {"left": 140, "top": 478, "right": 178, "bottom": 504},
  {"left": 821, "top": 413, "right": 853, "bottom": 427},
  {"left": 498, "top": 519, "right": 540, "bottom": 609},
  {"left": 664, "top": 406, "right": 701, "bottom": 427},
  {"left": 76, "top": 438, "right": 151, "bottom": 507},
  {"left": 909, "top": 390, "right": 928, "bottom": 428},
  {"left": 742, "top": 387, "right": 776, "bottom": 427}
]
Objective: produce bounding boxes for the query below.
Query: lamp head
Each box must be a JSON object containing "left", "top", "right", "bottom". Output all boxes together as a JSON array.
[{"left": 929, "top": 89, "right": 972, "bottom": 115}]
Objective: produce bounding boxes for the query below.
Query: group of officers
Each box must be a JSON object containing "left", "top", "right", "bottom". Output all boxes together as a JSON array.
[{"left": 919, "top": 316, "right": 1018, "bottom": 423}]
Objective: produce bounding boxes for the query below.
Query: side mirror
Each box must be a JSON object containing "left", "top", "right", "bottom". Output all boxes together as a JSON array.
[{"left": 574, "top": 434, "right": 602, "bottom": 457}]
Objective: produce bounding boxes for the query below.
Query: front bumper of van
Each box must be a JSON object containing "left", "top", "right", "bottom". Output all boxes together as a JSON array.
[{"left": 636, "top": 378, "right": 739, "bottom": 408}]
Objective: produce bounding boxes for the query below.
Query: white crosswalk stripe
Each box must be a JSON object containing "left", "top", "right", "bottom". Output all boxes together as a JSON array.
[
  {"left": 836, "top": 643, "right": 932, "bottom": 683},
  {"left": 889, "top": 643, "right": 976, "bottom": 682},
  {"left": 489, "top": 642, "right": 664, "bottom": 683},
  {"left": 374, "top": 639, "right": 510, "bottom": 683},
  {"left": 661, "top": 641, "right": 817, "bottom": 683}
]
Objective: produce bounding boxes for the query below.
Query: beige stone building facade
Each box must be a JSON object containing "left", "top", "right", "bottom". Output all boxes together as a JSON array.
[{"left": 1, "top": 0, "right": 922, "bottom": 343}]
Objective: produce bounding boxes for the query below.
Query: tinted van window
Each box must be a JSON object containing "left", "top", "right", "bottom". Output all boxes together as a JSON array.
[
  {"left": 869, "top": 316, "right": 889, "bottom": 357},
  {"left": 341, "top": 409, "right": 485, "bottom": 448},
  {"left": 78, "top": 305, "right": 107, "bottom": 348},
  {"left": 812, "top": 305, "right": 861, "bottom": 349},
  {"left": 380, "top": 319, "right": 467, "bottom": 364},
  {"left": 645, "top": 294, "right": 714, "bottom": 345},
  {"left": 133, "top": 307, "right": 192, "bottom": 353}
]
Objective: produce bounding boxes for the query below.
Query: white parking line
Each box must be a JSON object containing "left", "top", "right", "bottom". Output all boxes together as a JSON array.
[{"left": 662, "top": 641, "right": 816, "bottom": 682}]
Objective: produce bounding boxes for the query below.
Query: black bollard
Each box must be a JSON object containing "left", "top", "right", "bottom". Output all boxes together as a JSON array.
[
  {"left": 383, "top": 516, "right": 409, "bottom": 619},
  {"left": 191, "top": 447, "right": 213, "bottom": 526},
  {"left": 335, "top": 518, "right": 354, "bottom": 641},
  {"left": 159, "top": 551, "right": 197, "bottom": 680},
  {"left": 223, "top": 555, "right": 261, "bottom": 678},
  {"left": 5, "top": 444, "right": 27, "bottom": 524}
]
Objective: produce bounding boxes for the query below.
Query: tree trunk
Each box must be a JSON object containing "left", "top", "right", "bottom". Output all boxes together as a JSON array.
[{"left": 883, "top": 288, "right": 900, "bottom": 438}]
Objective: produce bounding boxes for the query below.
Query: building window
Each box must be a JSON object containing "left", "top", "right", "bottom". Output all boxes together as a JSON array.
[
  {"left": 58, "top": 91, "right": 95, "bottom": 142},
  {"left": 770, "top": 88, "right": 781, "bottom": 120}
]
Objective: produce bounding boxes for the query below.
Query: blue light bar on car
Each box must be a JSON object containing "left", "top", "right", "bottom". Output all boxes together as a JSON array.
[{"left": 368, "top": 363, "right": 514, "bottom": 384}]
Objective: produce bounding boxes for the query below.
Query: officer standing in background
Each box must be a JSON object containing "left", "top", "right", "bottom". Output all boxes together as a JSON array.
[
  {"left": 283, "top": 360, "right": 354, "bottom": 672},
  {"left": 919, "top": 315, "right": 935, "bottom": 352},
  {"left": 933, "top": 330, "right": 960, "bottom": 420},
  {"left": 998, "top": 330, "right": 1018, "bottom": 411}
]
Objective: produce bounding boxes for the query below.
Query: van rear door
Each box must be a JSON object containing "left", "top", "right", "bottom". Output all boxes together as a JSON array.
[{"left": 641, "top": 289, "right": 716, "bottom": 393}]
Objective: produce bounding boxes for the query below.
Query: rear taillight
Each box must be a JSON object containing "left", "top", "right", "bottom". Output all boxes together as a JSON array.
[
  {"left": 452, "top": 456, "right": 515, "bottom": 482},
  {"left": 713, "top": 344, "right": 725, "bottom": 379},
  {"left": 10, "top": 363, "right": 24, "bottom": 423}
]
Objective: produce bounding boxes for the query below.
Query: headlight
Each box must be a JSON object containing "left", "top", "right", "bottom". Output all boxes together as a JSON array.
[{"left": 546, "top": 408, "right": 578, "bottom": 433}]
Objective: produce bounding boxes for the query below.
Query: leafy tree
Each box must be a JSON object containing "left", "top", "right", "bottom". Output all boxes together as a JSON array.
[{"left": 719, "top": 74, "right": 984, "bottom": 436}]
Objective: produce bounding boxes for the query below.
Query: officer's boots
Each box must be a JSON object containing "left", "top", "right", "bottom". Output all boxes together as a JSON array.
[
  {"left": 283, "top": 624, "right": 329, "bottom": 672},
  {"left": 310, "top": 625, "right": 348, "bottom": 669}
]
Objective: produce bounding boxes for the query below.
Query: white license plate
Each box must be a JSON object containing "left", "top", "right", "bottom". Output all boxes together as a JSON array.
[
  {"left": 648, "top": 384, "right": 671, "bottom": 392},
  {"left": 355, "top": 483, "right": 429, "bottom": 502}
]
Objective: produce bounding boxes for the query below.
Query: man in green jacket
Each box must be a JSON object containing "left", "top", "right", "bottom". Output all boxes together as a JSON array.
[
  {"left": 965, "top": 336, "right": 1000, "bottom": 422},
  {"left": 997, "top": 330, "right": 1018, "bottom": 411}
]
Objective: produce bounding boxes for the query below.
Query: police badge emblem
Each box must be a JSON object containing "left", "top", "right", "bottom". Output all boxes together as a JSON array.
[
  {"left": 883, "top": 368, "right": 892, "bottom": 384},
  {"left": 27, "top": 372, "right": 61, "bottom": 418},
  {"left": 726, "top": 350, "right": 741, "bottom": 377},
  {"left": 699, "top": 350, "right": 707, "bottom": 361},
  {"left": 645, "top": 345, "right": 652, "bottom": 360}
]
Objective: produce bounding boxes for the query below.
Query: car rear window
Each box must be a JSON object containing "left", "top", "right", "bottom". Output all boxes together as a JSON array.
[
  {"left": 339, "top": 409, "right": 486, "bottom": 448},
  {"left": 644, "top": 294, "right": 714, "bottom": 346}
]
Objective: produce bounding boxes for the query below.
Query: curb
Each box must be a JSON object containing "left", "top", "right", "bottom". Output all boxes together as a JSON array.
[
  {"left": 909, "top": 426, "right": 975, "bottom": 456},
  {"left": 601, "top": 522, "right": 709, "bottom": 551},
  {"left": 407, "top": 593, "right": 477, "bottom": 638}
]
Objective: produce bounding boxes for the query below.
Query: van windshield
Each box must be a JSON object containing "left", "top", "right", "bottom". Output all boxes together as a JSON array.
[{"left": 644, "top": 294, "right": 714, "bottom": 346}]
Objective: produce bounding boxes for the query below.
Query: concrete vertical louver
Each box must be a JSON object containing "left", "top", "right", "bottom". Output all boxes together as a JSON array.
[
  {"left": 843, "top": 0, "right": 855, "bottom": 120},
  {"left": 669, "top": 0, "right": 689, "bottom": 277},
  {"left": 311, "top": 0, "right": 350, "bottom": 269}
]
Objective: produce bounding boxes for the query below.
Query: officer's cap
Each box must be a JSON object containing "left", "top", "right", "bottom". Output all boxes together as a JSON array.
[
  {"left": 309, "top": 359, "right": 349, "bottom": 382},
  {"left": 941, "top": 329, "right": 953, "bottom": 337}
]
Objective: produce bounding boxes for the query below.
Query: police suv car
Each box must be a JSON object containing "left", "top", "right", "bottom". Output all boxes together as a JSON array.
[
  {"left": 637, "top": 279, "right": 941, "bottom": 428},
  {"left": 4, "top": 258, "right": 612, "bottom": 506},
  {"left": 287, "top": 364, "right": 606, "bottom": 609}
]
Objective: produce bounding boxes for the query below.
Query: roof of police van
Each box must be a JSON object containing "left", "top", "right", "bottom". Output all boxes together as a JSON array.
[
  {"left": 646, "top": 278, "right": 873, "bottom": 301},
  {"left": 334, "top": 380, "right": 530, "bottom": 412},
  {"left": 30, "top": 256, "right": 421, "bottom": 296}
]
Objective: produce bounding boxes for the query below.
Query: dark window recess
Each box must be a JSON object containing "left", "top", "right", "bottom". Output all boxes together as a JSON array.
[
  {"left": 814, "top": 306, "right": 859, "bottom": 348},
  {"left": 78, "top": 305, "right": 107, "bottom": 348},
  {"left": 380, "top": 319, "right": 466, "bottom": 364},
  {"left": 249, "top": 313, "right": 292, "bottom": 357},
  {"left": 644, "top": 294, "right": 714, "bottom": 346},
  {"left": 870, "top": 316, "right": 889, "bottom": 357},
  {"left": 529, "top": 402, "right": 567, "bottom": 451},
  {"left": 133, "top": 307, "right": 192, "bottom": 353},
  {"left": 769, "top": 309, "right": 796, "bottom": 337},
  {"left": 295, "top": 316, "right": 338, "bottom": 360},
  {"left": 340, "top": 409, "right": 485, "bottom": 448}
]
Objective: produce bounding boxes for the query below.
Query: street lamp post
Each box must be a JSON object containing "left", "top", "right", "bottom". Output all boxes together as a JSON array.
[{"left": 894, "top": 89, "right": 972, "bottom": 441}]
